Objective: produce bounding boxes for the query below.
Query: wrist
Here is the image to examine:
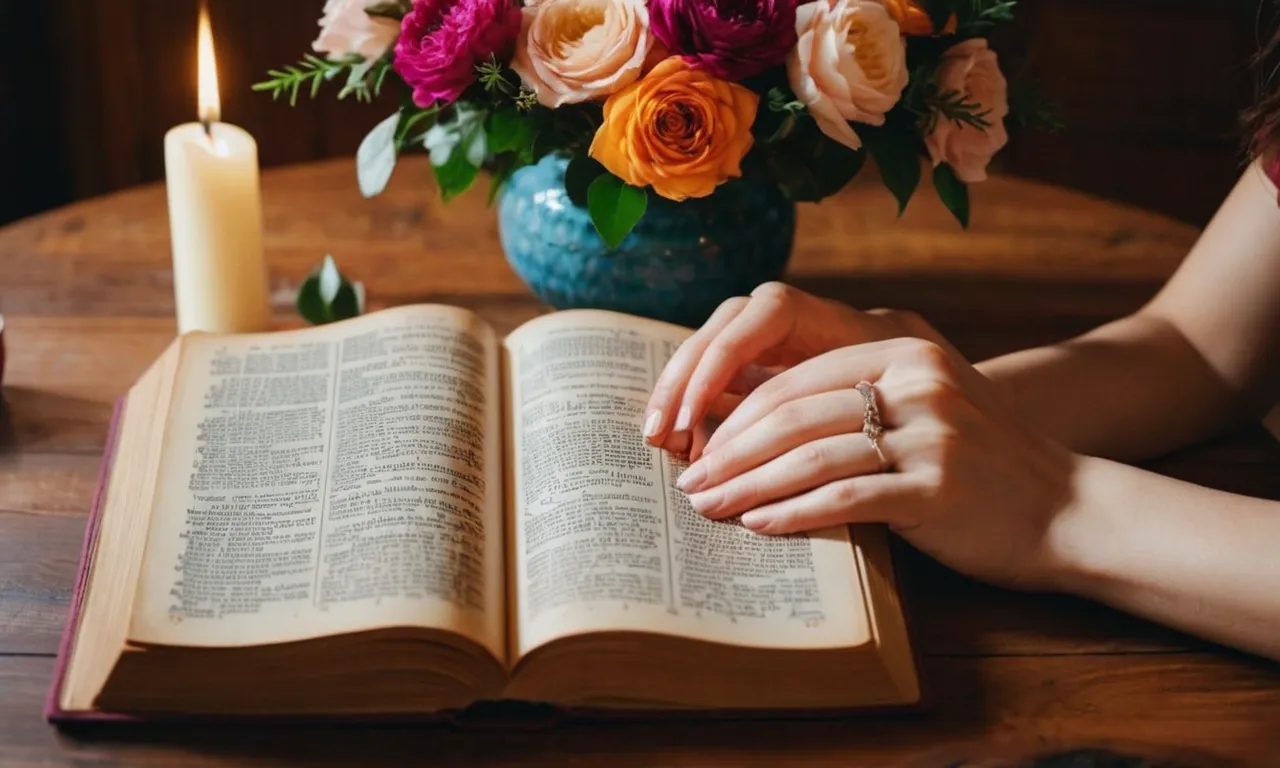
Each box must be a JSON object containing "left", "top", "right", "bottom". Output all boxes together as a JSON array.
[
  {"left": 1035, "top": 454, "right": 1125, "bottom": 597},
  {"left": 974, "top": 356, "right": 1023, "bottom": 421}
]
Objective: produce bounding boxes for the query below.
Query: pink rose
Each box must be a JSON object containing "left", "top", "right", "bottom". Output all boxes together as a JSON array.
[
  {"left": 786, "top": 0, "right": 908, "bottom": 151},
  {"left": 312, "top": 0, "right": 401, "bottom": 61},
  {"left": 924, "top": 38, "right": 1009, "bottom": 183},
  {"left": 394, "top": 0, "right": 522, "bottom": 107},
  {"left": 511, "top": 0, "right": 653, "bottom": 107}
]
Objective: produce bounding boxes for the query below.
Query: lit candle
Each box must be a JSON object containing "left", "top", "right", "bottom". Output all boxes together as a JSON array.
[{"left": 164, "top": 5, "right": 271, "bottom": 334}]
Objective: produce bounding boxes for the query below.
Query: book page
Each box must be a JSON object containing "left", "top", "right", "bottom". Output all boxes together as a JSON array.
[
  {"left": 130, "top": 306, "right": 505, "bottom": 662},
  {"left": 504, "top": 310, "right": 869, "bottom": 658}
]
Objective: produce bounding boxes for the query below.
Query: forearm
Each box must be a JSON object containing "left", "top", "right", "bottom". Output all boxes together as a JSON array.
[
  {"left": 1046, "top": 456, "right": 1280, "bottom": 660},
  {"left": 977, "top": 313, "right": 1243, "bottom": 461}
]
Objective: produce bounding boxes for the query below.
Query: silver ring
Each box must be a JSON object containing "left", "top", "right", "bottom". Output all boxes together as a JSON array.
[{"left": 855, "top": 381, "right": 889, "bottom": 471}]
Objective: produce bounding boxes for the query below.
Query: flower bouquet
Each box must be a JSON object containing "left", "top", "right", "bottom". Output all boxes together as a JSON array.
[{"left": 259, "top": 0, "right": 1053, "bottom": 323}]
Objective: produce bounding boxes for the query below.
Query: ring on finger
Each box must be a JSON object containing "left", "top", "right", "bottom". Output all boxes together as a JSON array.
[{"left": 855, "top": 380, "right": 890, "bottom": 472}]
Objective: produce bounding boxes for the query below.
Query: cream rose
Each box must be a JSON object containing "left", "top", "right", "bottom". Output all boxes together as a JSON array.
[
  {"left": 924, "top": 38, "right": 1009, "bottom": 183},
  {"left": 312, "top": 0, "right": 400, "bottom": 61},
  {"left": 512, "top": 0, "right": 654, "bottom": 108},
  {"left": 786, "top": 0, "right": 908, "bottom": 151}
]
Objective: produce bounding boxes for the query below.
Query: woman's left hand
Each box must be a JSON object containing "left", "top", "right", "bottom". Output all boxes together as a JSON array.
[{"left": 675, "top": 337, "right": 1082, "bottom": 591}]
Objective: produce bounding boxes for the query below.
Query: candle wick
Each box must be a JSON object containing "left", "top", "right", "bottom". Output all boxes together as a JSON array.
[{"left": 200, "top": 118, "right": 213, "bottom": 139}]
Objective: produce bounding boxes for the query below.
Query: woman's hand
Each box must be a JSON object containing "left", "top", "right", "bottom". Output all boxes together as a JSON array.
[
  {"left": 676, "top": 336, "right": 1081, "bottom": 591},
  {"left": 642, "top": 282, "right": 957, "bottom": 457}
]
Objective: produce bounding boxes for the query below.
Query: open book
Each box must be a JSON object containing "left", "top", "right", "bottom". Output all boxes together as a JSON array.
[{"left": 50, "top": 306, "right": 921, "bottom": 721}]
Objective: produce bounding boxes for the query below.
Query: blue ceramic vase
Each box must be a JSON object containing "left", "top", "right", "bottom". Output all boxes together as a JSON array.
[{"left": 498, "top": 155, "right": 797, "bottom": 327}]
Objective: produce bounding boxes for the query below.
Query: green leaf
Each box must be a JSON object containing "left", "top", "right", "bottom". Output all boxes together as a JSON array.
[
  {"left": 296, "top": 273, "right": 330, "bottom": 325},
  {"left": 296, "top": 255, "right": 364, "bottom": 325},
  {"left": 356, "top": 112, "right": 401, "bottom": 198},
  {"left": 396, "top": 106, "right": 441, "bottom": 149},
  {"left": 564, "top": 154, "right": 605, "bottom": 208},
  {"left": 329, "top": 280, "right": 361, "bottom": 321},
  {"left": 587, "top": 175, "right": 647, "bottom": 249},
  {"left": 364, "top": 0, "right": 411, "bottom": 19},
  {"left": 486, "top": 108, "right": 536, "bottom": 155},
  {"left": 932, "top": 163, "right": 970, "bottom": 229},
  {"left": 763, "top": 123, "right": 866, "bottom": 203},
  {"left": 487, "top": 155, "right": 517, "bottom": 205},
  {"left": 432, "top": 149, "right": 481, "bottom": 202},
  {"left": 862, "top": 127, "right": 921, "bottom": 216}
]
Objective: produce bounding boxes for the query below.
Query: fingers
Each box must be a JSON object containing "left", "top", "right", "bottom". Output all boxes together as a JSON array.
[
  {"left": 677, "top": 389, "right": 866, "bottom": 495},
  {"left": 700, "top": 338, "right": 918, "bottom": 457},
  {"left": 671, "top": 285, "right": 804, "bottom": 446},
  {"left": 686, "top": 432, "right": 885, "bottom": 520},
  {"left": 644, "top": 297, "right": 748, "bottom": 445},
  {"left": 739, "top": 472, "right": 918, "bottom": 535}
]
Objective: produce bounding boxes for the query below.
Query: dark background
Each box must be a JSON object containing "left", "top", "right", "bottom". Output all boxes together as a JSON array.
[{"left": 0, "top": 0, "right": 1274, "bottom": 228}]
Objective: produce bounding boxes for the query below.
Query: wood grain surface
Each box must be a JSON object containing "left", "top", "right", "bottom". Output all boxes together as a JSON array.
[{"left": 1, "top": 157, "right": 1278, "bottom": 766}]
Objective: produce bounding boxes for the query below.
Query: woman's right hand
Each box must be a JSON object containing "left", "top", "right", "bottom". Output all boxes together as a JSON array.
[{"left": 643, "top": 282, "right": 960, "bottom": 457}]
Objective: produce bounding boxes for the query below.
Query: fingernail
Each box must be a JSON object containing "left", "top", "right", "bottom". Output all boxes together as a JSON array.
[
  {"left": 688, "top": 490, "right": 723, "bottom": 517},
  {"left": 740, "top": 511, "right": 766, "bottom": 531},
  {"left": 642, "top": 410, "right": 662, "bottom": 438},
  {"left": 676, "top": 463, "right": 706, "bottom": 493},
  {"left": 674, "top": 405, "right": 693, "bottom": 431}
]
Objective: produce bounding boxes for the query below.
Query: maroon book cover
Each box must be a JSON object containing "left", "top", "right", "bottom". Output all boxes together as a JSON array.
[{"left": 46, "top": 398, "right": 133, "bottom": 723}]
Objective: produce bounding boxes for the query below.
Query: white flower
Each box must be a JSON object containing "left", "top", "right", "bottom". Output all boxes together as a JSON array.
[
  {"left": 786, "top": 0, "right": 908, "bottom": 151},
  {"left": 313, "top": 0, "right": 400, "bottom": 61}
]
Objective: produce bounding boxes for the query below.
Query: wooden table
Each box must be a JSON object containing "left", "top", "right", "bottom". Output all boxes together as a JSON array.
[{"left": 2, "top": 158, "right": 1279, "bottom": 766}]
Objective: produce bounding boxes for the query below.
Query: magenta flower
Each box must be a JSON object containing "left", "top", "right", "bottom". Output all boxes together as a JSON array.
[
  {"left": 649, "top": 0, "right": 798, "bottom": 82},
  {"left": 394, "top": 0, "right": 521, "bottom": 107}
]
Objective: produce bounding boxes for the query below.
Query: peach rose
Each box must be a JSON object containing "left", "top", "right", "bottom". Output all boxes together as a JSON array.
[
  {"left": 924, "top": 38, "right": 1009, "bottom": 183},
  {"left": 881, "top": 0, "right": 956, "bottom": 36},
  {"left": 787, "top": 0, "right": 908, "bottom": 151},
  {"left": 312, "top": 0, "right": 400, "bottom": 61},
  {"left": 511, "top": 0, "right": 654, "bottom": 108},
  {"left": 589, "top": 57, "right": 757, "bottom": 201}
]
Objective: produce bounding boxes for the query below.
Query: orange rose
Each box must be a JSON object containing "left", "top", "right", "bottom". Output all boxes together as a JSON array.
[
  {"left": 589, "top": 57, "right": 758, "bottom": 201},
  {"left": 882, "top": 0, "right": 956, "bottom": 36}
]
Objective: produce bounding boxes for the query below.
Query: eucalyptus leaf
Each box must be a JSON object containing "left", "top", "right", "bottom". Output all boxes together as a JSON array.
[
  {"left": 337, "top": 58, "right": 374, "bottom": 100},
  {"left": 587, "top": 175, "right": 647, "bottom": 249},
  {"left": 932, "top": 162, "right": 970, "bottom": 229},
  {"left": 862, "top": 126, "right": 921, "bottom": 215},
  {"left": 423, "top": 105, "right": 488, "bottom": 168},
  {"left": 423, "top": 122, "right": 460, "bottom": 166},
  {"left": 463, "top": 127, "right": 488, "bottom": 168},
  {"left": 356, "top": 112, "right": 400, "bottom": 198},
  {"left": 318, "top": 254, "right": 342, "bottom": 304}
]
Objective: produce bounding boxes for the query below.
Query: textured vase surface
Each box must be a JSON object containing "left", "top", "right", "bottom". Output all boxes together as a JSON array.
[{"left": 498, "top": 155, "right": 797, "bottom": 328}]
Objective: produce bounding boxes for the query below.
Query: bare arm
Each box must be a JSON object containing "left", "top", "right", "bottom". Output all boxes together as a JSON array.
[
  {"left": 979, "top": 162, "right": 1280, "bottom": 460},
  {"left": 1051, "top": 456, "right": 1280, "bottom": 659}
]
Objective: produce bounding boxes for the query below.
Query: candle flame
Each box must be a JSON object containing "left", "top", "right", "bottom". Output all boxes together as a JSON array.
[{"left": 197, "top": 4, "right": 221, "bottom": 125}]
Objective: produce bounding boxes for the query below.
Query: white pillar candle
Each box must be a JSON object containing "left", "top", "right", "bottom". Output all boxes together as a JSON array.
[
  {"left": 164, "top": 5, "right": 270, "bottom": 335},
  {"left": 164, "top": 123, "right": 271, "bottom": 334}
]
